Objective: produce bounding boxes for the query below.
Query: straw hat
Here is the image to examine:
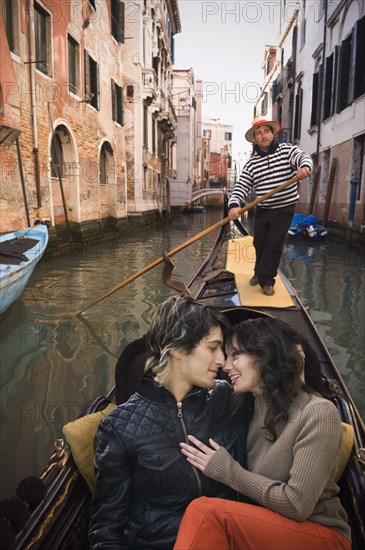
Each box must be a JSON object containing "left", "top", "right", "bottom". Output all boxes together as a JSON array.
[{"left": 245, "top": 116, "right": 281, "bottom": 143}]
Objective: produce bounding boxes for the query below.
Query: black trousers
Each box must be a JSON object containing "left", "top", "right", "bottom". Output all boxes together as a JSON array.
[{"left": 253, "top": 204, "right": 295, "bottom": 287}]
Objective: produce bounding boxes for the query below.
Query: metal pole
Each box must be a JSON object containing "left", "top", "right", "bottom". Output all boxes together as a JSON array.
[{"left": 16, "top": 138, "right": 31, "bottom": 227}]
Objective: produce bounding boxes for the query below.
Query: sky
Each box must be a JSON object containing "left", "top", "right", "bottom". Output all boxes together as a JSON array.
[{"left": 173, "top": 0, "right": 284, "bottom": 160}]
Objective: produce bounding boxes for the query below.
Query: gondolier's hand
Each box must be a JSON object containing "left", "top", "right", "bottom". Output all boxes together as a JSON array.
[
  {"left": 297, "top": 167, "right": 311, "bottom": 180},
  {"left": 180, "top": 435, "right": 221, "bottom": 472},
  {"left": 228, "top": 206, "right": 241, "bottom": 221}
]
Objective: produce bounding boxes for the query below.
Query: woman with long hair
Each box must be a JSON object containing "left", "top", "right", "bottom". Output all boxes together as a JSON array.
[{"left": 174, "top": 317, "right": 351, "bottom": 550}]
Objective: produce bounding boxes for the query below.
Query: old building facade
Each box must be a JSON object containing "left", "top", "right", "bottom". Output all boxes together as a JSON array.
[
  {"left": 256, "top": 0, "right": 365, "bottom": 239},
  {"left": 124, "top": 0, "right": 180, "bottom": 222},
  {"left": 0, "top": 0, "right": 181, "bottom": 243},
  {"left": 202, "top": 117, "right": 234, "bottom": 187},
  {"left": 170, "top": 68, "right": 202, "bottom": 206}
]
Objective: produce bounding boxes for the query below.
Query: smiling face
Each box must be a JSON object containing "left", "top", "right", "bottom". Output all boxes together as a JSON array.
[
  {"left": 224, "top": 336, "right": 262, "bottom": 394},
  {"left": 253, "top": 124, "right": 275, "bottom": 151},
  {"left": 165, "top": 326, "right": 225, "bottom": 400}
]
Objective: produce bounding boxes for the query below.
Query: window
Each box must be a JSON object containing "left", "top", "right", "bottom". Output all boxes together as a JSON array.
[
  {"left": 84, "top": 50, "right": 99, "bottom": 109},
  {"left": 323, "top": 53, "right": 333, "bottom": 120},
  {"left": 224, "top": 132, "right": 232, "bottom": 141},
  {"left": 261, "top": 92, "right": 268, "bottom": 116},
  {"left": 34, "top": 2, "right": 51, "bottom": 75},
  {"left": 3, "top": 0, "right": 20, "bottom": 54},
  {"left": 152, "top": 116, "right": 156, "bottom": 154},
  {"left": 352, "top": 17, "right": 365, "bottom": 101},
  {"left": 111, "top": 80, "right": 124, "bottom": 125},
  {"left": 352, "top": 134, "right": 364, "bottom": 201},
  {"left": 51, "top": 133, "right": 63, "bottom": 179},
  {"left": 152, "top": 56, "right": 159, "bottom": 74},
  {"left": 68, "top": 35, "right": 80, "bottom": 95},
  {"left": 336, "top": 17, "right": 365, "bottom": 112},
  {"left": 99, "top": 142, "right": 114, "bottom": 184},
  {"left": 310, "top": 66, "right": 322, "bottom": 128},
  {"left": 111, "top": 0, "right": 125, "bottom": 43},
  {"left": 337, "top": 33, "right": 352, "bottom": 112},
  {"left": 143, "top": 102, "right": 148, "bottom": 147},
  {"left": 293, "top": 84, "right": 303, "bottom": 140}
]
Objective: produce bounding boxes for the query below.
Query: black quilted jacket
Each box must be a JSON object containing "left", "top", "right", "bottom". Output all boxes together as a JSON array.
[{"left": 89, "top": 377, "right": 245, "bottom": 549}]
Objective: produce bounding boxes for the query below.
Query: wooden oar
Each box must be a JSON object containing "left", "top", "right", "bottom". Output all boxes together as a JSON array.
[{"left": 73, "top": 176, "right": 300, "bottom": 316}]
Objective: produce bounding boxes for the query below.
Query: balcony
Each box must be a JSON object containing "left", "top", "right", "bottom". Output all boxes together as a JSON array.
[{"left": 142, "top": 68, "right": 158, "bottom": 101}]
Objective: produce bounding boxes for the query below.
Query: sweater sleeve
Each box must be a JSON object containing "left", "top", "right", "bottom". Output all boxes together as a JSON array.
[
  {"left": 89, "top": 415, "right": 131, "bottom": 549},
  {"left": 204, "top": 401, "right": 342, "bottom": 521},
  {"left": 228, "top": 167, "right": 253, "bottom": 207},
  {"left": 288, "top": 145, "right": 313, "bottom": 172}
]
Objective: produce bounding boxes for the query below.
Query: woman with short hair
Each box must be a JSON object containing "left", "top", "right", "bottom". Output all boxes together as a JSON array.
[{"left": 89, "top": 296, "right": 244, "bottom": 549}]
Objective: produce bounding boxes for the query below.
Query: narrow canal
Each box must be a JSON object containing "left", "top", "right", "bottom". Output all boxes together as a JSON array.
[{"left": 1, "top": 209, "right": 364, "bottom": 497}]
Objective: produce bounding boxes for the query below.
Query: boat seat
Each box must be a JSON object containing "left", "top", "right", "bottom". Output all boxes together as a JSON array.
[
  {"left": 63, "top": 402, "right": 117, "bottom": 491},
  {"left": 332, "top": 423, "right": 354, "bottom": 483},
  {"left": 62, "top": 338, "right": 152, "bottom": 491}
]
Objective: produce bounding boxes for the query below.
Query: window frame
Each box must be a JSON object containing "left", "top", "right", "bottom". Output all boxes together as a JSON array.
[
  {"left": 68, "top": 34, "right": 80, "bottom": 96},
  {"left": 111, "top": 0, "right": 125, "bottom": 44},
  {"left": 111, "top": 79, "right": 124, "bottom": 126},
  {"left": 34, "top": 1, "right": 52, "bottom": 76},
  {"left": 84, "top": 50, "right": 100, "bottom": 110},
  {"left": 3, "top": 0, "right": 20, "bottom": 56}
]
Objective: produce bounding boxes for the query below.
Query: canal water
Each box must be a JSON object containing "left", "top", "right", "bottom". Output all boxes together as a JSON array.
[{"left": 1, "top": 209, "right": 364, "bottom": 498}]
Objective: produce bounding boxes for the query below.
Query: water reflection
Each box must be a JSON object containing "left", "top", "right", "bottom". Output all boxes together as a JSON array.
[{"left": 0, "top": 211, "right": 364, "bottom": 498}]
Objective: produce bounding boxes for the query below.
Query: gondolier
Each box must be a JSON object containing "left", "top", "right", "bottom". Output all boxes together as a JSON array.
[{"left": 228, "top": 116, "right": 312, "bottom": 296}]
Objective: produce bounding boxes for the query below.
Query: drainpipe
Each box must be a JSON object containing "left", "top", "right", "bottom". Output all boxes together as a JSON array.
[
  {"left": 27, "top": 0, "right": 42, "bottom": 207},
  {"left": 315, "top": 1, "right": 328, "bottom": 169}
]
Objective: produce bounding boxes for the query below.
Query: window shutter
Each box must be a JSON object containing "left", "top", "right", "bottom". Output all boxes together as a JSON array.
[
  {"left": 331, "top": 46, "right": 339, "bottom": 116},
  {"left": 84, "top": 49, "right": 90, "bottom": 98},
  {"left": 337, "top": 38, "right": 351, "bottom": 112},
  {"left": 120, "top": 86, "right": 124, "bottom": 126},
  {"left": 116, "top": 85, "right": 123, "bottom": 125},
  {"left": 116, "top": 1, "right": 125, "bottom": 44},
  {"left": 111, "top": 79, "right": 116, "bottom": 121},
  {"left": 94, "top": 62, "right": 100, "bottom": 110},
  {"left": 310, "top": 72, "right": 319, "bottom": 127},
  {"left": 323, "top": 54, "right": 333, "bottom": 120},
  {"left": 353, "top": 17, "right": 365, "bottom": 100}
]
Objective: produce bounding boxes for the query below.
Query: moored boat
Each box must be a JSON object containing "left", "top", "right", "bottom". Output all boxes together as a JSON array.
[
  {"left": 7, "top": 205, "right": 365, "bottom": 550},
  {"left": 288, "top": 213, "right": 328, "bottom": 238},
  {"left": 0, "top": 223, "right": 49, "bottom": 316}
]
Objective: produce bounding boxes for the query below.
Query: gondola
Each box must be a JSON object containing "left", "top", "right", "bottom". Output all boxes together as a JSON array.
[{"left": 10, "top": 202, "right": 365, "bottom": 550}]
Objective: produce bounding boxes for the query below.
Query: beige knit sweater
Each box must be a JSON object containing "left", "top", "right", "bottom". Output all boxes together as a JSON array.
[{"left": 205, "top": 390, "right": 351, "bottom": 542}]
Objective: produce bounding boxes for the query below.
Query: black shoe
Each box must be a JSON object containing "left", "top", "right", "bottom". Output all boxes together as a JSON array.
[
  {"left": 249, "top": 275, "right": 259, "bottom": 286},
  {"left": 263, "top": 285, "right": 275, "bottom": 296}
]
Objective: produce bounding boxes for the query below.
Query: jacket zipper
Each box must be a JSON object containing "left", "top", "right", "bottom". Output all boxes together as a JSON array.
[{"left": 177, "top": 401, "right": 202, "bottom": 496}]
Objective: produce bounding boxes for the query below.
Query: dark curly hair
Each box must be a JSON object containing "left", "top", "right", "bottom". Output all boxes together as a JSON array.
[
  {"left": 227, "top": 317, "right": 317, "bottom": 440},
  {"left": 144, "top": 296, "right": 229, "bottom": 384}
]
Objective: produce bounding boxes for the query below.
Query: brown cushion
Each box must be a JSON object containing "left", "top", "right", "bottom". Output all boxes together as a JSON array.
[
  {"left": 63, "top": 403, "right": 117, "bottom": 491},
  {"left": 332, "top": 422, "right": 354, "bottom": 482}
]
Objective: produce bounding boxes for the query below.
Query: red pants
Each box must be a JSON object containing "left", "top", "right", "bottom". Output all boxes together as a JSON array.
[{"left": 174, "top": 498, "right": 351, "bottom": 550}]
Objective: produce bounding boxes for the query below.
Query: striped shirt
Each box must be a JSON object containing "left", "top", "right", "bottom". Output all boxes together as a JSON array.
[{"left": 229, "top": 143, "right": 313, "bottom": 209}]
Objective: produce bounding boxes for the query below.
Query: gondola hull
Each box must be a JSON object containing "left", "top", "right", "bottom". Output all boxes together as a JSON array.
[
  {"left": 12, "top": 214, "right": 365, "bottom": 550},
  {"left": 0, "top": 224, "right": 49, "bottom": 315}
]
